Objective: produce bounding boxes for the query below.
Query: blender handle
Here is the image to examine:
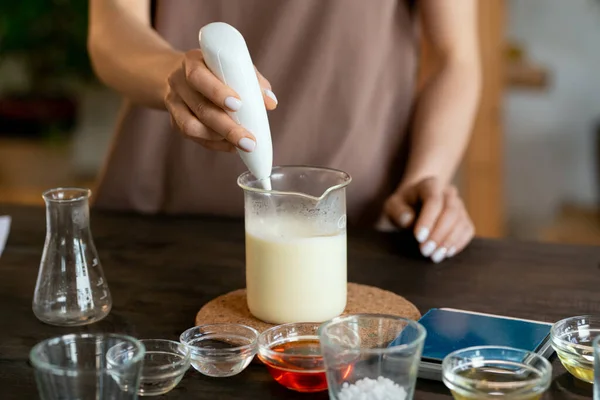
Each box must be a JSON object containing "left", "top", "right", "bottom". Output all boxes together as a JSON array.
[{"left": 199, "top": 22, "right": 273, "bottom": 184}]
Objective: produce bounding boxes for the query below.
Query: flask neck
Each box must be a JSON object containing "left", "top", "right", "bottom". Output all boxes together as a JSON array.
[{"left": 45, "top": 198, "right": 91, "bottom": 236}]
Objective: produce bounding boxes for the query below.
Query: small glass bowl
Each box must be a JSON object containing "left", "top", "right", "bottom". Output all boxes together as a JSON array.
[
  {"left": 179, "top": 324, "right": 258, "bottom": 377},
  {"left": 593, "top": 336, "right": 600, "bottom": 397},
  {"left": 551, "top": 315, "right": 600, "bottom": 383},
  {"left": 107, "top": 339, "right": 190, "bottom": 396},
  {"left": 137, "top": 340, "right": 191, "bottom": 396},
  {"left": 442, "top": 346, "right": 552, "bottom": 399},
  {"left": 258, "top": 322, "right": 327, "bottom": 393}
]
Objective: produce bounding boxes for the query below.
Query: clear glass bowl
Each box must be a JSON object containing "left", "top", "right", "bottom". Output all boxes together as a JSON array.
[
  {"left": 32, "top": 333, "right": 145, "bottom": 399},
  {"left": 258, "top": 322, "right": 326, "bottom": 393},
  {"left": 551, "top": 315, "right": 600, "bottom": 383},
  {"left": 137, "top": 339, "right": 190, "bottom": 396},
  {"left": 107, "top": 339, "right": 190, "bottom": 397},
  {"left": 442, "top": 346, "right": 552, "bottom": 399},
  {"left": 179, "top": 324, "right": 258, "bottom": 377},
  {"left": 319, "top": 314, "right": 426, "bottom": 400}
]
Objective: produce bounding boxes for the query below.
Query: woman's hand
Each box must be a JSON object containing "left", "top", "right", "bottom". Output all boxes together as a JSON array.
[
  {"left": 164, "top": 49, "right": 278, "bottom": 152},
  {"left": 384, "top": 177, "right": 475, "bottom": 263}
]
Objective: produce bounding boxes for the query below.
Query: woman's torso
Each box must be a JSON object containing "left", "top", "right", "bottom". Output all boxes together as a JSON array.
[{"left": 94, "top": 0, "right": 419, "bottom": 226}]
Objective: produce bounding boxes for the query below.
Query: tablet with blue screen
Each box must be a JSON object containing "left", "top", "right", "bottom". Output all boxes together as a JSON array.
[{"left": 412, "top": 308, "right": 554, "bottom": 381}]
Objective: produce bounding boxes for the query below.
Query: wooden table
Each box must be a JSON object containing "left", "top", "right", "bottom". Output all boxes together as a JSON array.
[{"left": 0, "top": 204, "right": 597, "bottom": 399}]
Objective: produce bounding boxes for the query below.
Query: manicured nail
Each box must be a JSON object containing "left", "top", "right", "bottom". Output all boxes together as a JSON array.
[
  {"left": 447, "top": 247, "right": 457, "bottom": 258},
  {"left": 238, "top": 137, "right": 256, "bottom": 152},
  {"left": 399, "top": 212, "right": 413, "bottom": 228},
  {"left": 431, "top": 247, "right": 447, "bottom": 264},
  {"left": 225, "top": 96, "right": 242, "bottom": 111},
  {"left": 416, "top": 227, "right": 430, "bottom": 243},
  {"left": 421, "top": 240, "right": 437, "bottom": 257},
  {"left": 264, "top": 89, "right": 278, "bottom": 104}
]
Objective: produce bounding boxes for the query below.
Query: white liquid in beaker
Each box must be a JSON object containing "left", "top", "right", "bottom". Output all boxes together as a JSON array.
[{"left": 245, "top": 217, "right": 347, "bottom": 324}]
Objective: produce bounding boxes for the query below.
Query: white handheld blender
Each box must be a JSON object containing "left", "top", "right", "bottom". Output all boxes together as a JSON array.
[{"left": 199, "top": 22, "right": 273, "bottom": 190}]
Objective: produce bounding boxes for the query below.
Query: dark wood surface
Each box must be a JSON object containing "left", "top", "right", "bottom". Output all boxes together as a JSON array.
[{"left": 0, "top": 204, "right": 597, "bottom": 399}]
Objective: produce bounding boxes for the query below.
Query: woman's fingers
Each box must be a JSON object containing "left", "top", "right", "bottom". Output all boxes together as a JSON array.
[
  {"left": 165, "top": 92, "right": 221, "bottom": 141},
  {"left": 180, "top": 89, "right": 256, "bottom": 151},
  {"left": 167, "top": 68, "right": 256, "bottom": 152},
  {"left": 192, "top": 137, "right": 236, "bottom": 153},
  {"left": 184, "top": 50, "right": 278, "bottom": 112},
  {"left": 441, "top": 215, "right": 475, "bottom": 258},
  {"left": 183, "top": 50, "right": 243, "bottom": 112},
  {"left": 386, "top": 177, "right": 475, "bottom": 263},
  {"left": 409, "top": 181, "right": 475, "bottom": 263},
  {"left": 384, "top": 194, "right": 415, "bottom": 228},
  {"left": 413, "top": 178, "right": 444, "bottom": 244},
  {"left": 167, "top": 100, "right": 233, "bottom": 152},
  {"left": 263, "top": 88, "right": 278, "bottom": 110},
  {"left": 422, "top": 191, "right": 461, "bottom": 262},
  {"left": 165, "top": 50, "right": 276, "bottom": 153},
  {"left": 255, "top": 67, "right": 278, "bottom": 110}
]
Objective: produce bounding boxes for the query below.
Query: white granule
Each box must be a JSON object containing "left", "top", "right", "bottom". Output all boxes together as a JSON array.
[{"left": 338, "top": 376, "right": 407, "bottom": 400}]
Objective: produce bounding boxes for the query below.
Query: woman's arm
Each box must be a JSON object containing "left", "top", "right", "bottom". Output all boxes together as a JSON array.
[
  {"left": 385, "top": 0, "right": 480, "bottom": 262},
  {"left": 87, "top": 0, "right": 183, "bottom": 109},
  {"left": 87, "top": 0, "right": 277, "bottom": 152},
  {"left": 402, "top": 0, "right": 481, "bottom": 187}
]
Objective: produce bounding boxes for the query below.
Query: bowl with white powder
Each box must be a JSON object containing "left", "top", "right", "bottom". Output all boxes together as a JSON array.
[{"left": 318, "top": 314, "right": 426, "bottom": 400}]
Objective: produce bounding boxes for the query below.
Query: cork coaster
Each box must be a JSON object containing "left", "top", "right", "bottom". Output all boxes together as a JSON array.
[{"left": 195, "top": 282, "right": 421, "bottom": 332}]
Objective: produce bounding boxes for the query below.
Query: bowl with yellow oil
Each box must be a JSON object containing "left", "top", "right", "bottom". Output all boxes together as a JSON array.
[
  {"left": 551, "top": 315, "right": 600, "bottom": 383},
  {"left": 442, "top": 346, "right": 552, "bottom": 400}
]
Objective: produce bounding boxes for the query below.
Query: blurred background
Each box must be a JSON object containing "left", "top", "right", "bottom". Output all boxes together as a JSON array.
[{"left": 1, "top": 0, "right": 599, "bottom": 245}]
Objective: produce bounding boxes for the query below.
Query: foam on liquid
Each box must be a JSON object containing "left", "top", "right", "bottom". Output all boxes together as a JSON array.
[{"left": 245, "top": 216, "right": 346, "bottom": 324}]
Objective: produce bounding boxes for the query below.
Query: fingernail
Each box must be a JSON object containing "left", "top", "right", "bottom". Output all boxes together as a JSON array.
[
  {"left": 264, "top": 89, "right": 278, "bottom": 104},
  {"left": 399, "top": 212, "right": 412, "bottom": 228},
  {"left": 416, "top": 227, "right": 430, "bottom": 243},
  {"left": 421, "top": 240, "right": 437, "bottom": 257},
  {"left": 431, "top": 247, "right": 447, "bottom": 264},
  {"left": 447, "top": 246, "right": 457, "bottom": 258},
  {"left": 238, "top": 137, "right": 256, "bottom": 152},
  {"left": 225, "top": 97, "right": 242, "bottom": 111}
]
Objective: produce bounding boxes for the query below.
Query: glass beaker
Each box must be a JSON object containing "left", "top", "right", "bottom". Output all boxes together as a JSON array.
[
  {"left": 237, "top": 166, "right": 352, "bottom": 324},
  {"left": 33, "top": 188, "right": 112, "bottom": 326},
  {"left": 30, "top": 333, "right": 145, "bottom": 400},
  {"left": 319, "top": 314, "right": 426, "bottom": 400}
]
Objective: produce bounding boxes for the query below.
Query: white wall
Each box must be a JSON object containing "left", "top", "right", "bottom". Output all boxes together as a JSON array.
[{"left": 505, "top": 0, "right": 600, "bottom": 237}]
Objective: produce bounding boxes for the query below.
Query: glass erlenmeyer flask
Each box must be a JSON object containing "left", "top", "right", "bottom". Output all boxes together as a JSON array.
[
  {"left": 33, "top": 188, "right": 112, "bottom": 326},
  {"left": 238, "top": 166, "right": 351, "bottom": 324}
]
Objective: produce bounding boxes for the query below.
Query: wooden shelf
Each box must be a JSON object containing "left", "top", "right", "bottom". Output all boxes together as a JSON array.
[
  {"left": 506, "top": 61, "right": 549, "bottom": 89},
  {"left": 540, "top": 204, "right": 600, "bottom": 246},
  {"left": 505, "top": 41, "right": 550, "bottom": 90},
  {"left": 0, "top": 138, "right": 95, "bottom": 206}
]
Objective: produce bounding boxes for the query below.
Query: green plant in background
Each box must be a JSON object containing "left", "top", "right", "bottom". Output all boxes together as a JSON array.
[{"left": 0, "top": 0, "right": 96, "bottom": 95}]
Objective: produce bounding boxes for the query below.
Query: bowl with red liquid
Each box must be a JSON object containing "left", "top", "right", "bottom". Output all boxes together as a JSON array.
[{"left": 258, "top": 322, "right": 331, "bottom": 393}]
